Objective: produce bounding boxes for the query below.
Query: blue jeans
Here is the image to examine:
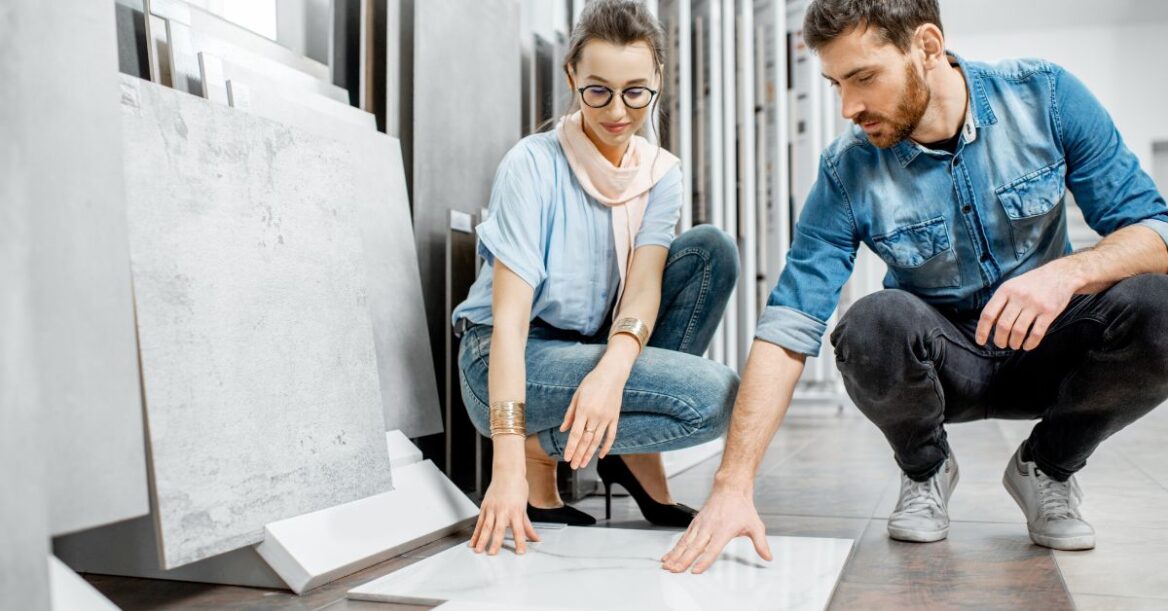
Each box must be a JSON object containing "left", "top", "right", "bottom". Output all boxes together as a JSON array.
[{"left": 458, "top": 225, "right": 741, "bottom": 458}]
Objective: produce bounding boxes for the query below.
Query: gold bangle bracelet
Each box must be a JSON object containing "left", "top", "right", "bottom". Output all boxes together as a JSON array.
[
  {"left": 489, "top": 400, "right": 526, "bottom": 437},
  {"left": 609, "top": 317, "right": 650, "bottom": 352}
]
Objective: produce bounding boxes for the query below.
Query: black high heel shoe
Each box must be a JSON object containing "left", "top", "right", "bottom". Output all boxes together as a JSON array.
[
  {"left": 597, "top": 455, "right": 697, "bottom": 527},
  {"left": 526, "top": 503, "right": 597, "bottom": 526}
]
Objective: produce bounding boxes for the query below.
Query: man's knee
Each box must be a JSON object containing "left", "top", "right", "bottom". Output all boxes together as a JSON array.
[
  {"left": 831, "top": 289, "right": 932, "bottom": 360},
  {"left": 1106, "top": 274, "right": 1168, "bottom": 365}
]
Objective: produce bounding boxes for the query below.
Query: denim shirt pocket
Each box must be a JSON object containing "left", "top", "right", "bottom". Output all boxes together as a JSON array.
[
  {"left": 995, "top": 159, "right": 1067, "bottom": 258},
  {"left": 871, "top": 217, "right": 962, "bottom": 290}
]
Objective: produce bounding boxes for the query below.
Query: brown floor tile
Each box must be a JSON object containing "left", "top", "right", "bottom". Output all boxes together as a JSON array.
[{"left": 833, "top": 520, "right": 1073, "bottom": 609}]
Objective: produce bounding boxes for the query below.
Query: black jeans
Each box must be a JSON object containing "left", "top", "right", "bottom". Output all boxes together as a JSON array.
[{"left": 830, "top": 274, "right": 1168, "bottom": 482}]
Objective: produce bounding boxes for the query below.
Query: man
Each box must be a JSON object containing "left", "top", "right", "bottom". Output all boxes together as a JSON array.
[{"left": 661, "top": 0, "right": 1168, "bottom": 573}]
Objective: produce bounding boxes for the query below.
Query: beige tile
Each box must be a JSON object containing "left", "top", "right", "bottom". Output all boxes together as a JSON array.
[
  {"left": 1073, "top": 594, "right": 1168, "bottom": 611},
  {"left": 1055, "top": 524, "right": 1168, "bottom": 599}
]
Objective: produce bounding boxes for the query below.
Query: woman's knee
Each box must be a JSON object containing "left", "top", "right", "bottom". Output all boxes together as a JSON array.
[
  {"left": 686, "top": 360, "right": 739, "bottom": 438},
  {"left": 672, "top": 225, "right": 740, "bottom": 287}
]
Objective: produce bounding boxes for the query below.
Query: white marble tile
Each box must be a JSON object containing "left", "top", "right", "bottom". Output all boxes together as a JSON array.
[
  {"left": 119, "top": 76, "right": 392, "bottom": 569},
  {"left": 349, "top": 527, "right": 854, "bottom": 611}
]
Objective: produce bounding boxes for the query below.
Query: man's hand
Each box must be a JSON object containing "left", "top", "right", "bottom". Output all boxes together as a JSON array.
[
  {"left": 976, "top": 260, "right": 1080, "bottom": 351},
  {"left": 659, "top": 484, "right": 772, "bottom": 574}
]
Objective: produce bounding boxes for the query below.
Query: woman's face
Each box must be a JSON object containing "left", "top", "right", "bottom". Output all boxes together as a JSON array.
[{"left": 568, "top": 39, "right": 660, "bottom": 154}]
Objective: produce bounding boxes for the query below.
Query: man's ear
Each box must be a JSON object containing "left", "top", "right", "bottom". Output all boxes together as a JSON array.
[{"left": 915, "top": 24, "right": 946, "bottom": 69}]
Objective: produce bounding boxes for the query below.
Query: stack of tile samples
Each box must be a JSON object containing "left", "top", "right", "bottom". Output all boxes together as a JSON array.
[{"left": 3, "top": 1, "right": 455, "bottom": 605}]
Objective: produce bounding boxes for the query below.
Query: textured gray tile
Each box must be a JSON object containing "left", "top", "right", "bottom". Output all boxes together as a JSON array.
[
  {"left": 26, "top": 0, "right": 151, "bottom": 538},
  {"left": 120, "top": 76, "right": 392, "bottom": 569},
  {"left": 215, "top": 71, "right": 441, "bottom": 438}
]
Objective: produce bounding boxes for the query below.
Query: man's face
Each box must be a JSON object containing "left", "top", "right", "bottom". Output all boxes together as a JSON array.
[{"left": 819, "top": 25, "right": 930, "bottom": 149}]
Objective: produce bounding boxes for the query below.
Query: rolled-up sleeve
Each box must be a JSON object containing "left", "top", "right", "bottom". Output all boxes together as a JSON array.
[
  {"left": 635, "top": 166, "right": 684, "bottom": 249},
  {"left": 756, "top": 155, "right": 859, "bottom": 356},
  {"left": 475, "top": 142, "right": 549, "bottom": 289},
  {"left": 1053, "top": 65, "right": 1168, "bottom": 247}
]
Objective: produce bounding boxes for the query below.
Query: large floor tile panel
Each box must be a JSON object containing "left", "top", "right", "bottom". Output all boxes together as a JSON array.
[
  {"left": 348, "top": 526, "right": 854, "bottom": 611},
  {"left": 119, "top": 76, "right": 393, "bottom": 569}
]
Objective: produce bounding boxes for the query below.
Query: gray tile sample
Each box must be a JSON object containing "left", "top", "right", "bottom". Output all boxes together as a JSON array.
[
  {"left": 412, "top": 0, "right": 522, "bottom": 416},
  {"left": 119, "top": 76, "right": 393, "bottom": 569},
  {"left": 220, "top": 77, "right": 442, "bottom": 438},
  {"left": 26, "top": 0, "right": 151, "bottom": 538},
  {"left": 165, "top": 16, "right": 347, "bottom": 102}
]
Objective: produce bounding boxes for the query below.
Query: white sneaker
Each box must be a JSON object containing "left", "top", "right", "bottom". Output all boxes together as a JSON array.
[
  {"left": 888, "top": 453, "right": 959, "bottom": 543},
  {"left": 1003, "top": 444, "right": 1095, "bottom": 551}
]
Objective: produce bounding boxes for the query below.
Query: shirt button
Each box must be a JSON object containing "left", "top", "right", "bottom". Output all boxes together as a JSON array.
[
  {"left": 980, "top": 253, "right": 991, "bottom": 262},
  {"left": 962, "top": 205, "right": 972, "bottom": 214}
]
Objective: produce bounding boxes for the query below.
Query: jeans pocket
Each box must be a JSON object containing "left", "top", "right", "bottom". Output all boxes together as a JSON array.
[
  {"left": 872, "top": 217, "right": 962, "bottom": 290},
  {"left": 996, "top": 159, "right": 1066, "bottom": 259}
]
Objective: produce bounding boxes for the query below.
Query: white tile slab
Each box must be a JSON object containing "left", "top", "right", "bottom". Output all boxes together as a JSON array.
[
  {"left": 256, "top": 460, "right": 479, "bottom": 594},
  {"left": 19, "top": 0, "right": 151, "bottom": 538},
  {"left": 434, "top": 603, "right": 580, "bottom": 611},
  {"left": 348, "top": 527, "right": 854, "bottom": 611},
  {"left": 2, "top": 5, "right": 52, "bottom": 607},
  {"left": 200, "top": 54, "right": 374, "bottom": 129},
  {"left": 387, "top": 430, "right": 424, "bottom": 469},
  {"left": 159, "top": 9, "right": 345, "bottom": 102},
  {"left": 119, "top": 75, "right": 392, "bottom": 569},
  {"left": 150, "top": 0, "right": 329, "bottom": 80},
  {"left": 48, "top": 557, "right": 119, "bottom": 611}
]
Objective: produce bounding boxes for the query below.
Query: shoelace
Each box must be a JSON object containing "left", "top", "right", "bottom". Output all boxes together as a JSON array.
[
  {"left": 1035, "top": 471, "right": 1082, "bottom": 520},
  {"left": 898, "top": 473, "right": 943, "bottom": 516}
]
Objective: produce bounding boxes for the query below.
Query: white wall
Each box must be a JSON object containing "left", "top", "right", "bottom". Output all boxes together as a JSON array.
[{"left": 946, "top": 22, "right": 1168, "bottom": 190}]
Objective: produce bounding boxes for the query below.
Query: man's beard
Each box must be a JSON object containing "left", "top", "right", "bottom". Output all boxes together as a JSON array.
[{"left": 856, "top": 61, "right": 930, "bottom": 149}]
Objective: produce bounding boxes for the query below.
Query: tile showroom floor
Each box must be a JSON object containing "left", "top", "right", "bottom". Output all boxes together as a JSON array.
[{"left": 87, "top": 401, "right": 1168, "bottom": 610}]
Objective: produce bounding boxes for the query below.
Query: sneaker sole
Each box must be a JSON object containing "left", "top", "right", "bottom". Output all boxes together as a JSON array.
[
  {"left": 1028, "top": 532, "right": 1096, "bottom": 551},
  {"left": 887, "top": 525, "right": 949, "bottom": 543},
  {"left": 1003, "top": 467, "right": 1096, "bottom": 551}
]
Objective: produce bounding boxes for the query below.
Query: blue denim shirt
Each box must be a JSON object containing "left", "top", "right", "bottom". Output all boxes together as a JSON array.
[
  {"left": 451, "top": 131, "right": 684, "bottom": 336},
  {"left": 756, "top": 54, "right": 1168, "bottom": 357}
]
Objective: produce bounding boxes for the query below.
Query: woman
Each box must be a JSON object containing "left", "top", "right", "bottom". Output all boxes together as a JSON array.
[{"left": 451, "top": 0, "right": 739, "bottom": 556}]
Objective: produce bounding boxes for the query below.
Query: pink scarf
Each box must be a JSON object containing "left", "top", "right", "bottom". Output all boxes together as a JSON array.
[{"left": 556, "top": 111, "right": 680, "bottom": 314}]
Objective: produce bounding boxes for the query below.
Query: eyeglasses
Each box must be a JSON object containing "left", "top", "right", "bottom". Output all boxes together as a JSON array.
[{"left": 577, "top": 85, "right": 659, "bottom": 110}]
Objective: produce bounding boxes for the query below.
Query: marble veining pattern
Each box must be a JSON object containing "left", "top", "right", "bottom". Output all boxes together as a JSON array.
[{"left": 348, "top": 526, "right": 854, "bottom": 610}]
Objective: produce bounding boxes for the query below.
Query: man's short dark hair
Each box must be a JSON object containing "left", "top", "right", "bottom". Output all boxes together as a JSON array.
[{"left": 803, "top": 0, "right": 943, "bottom": 53}]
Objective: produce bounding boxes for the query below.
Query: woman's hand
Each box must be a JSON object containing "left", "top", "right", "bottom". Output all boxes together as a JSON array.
[
  {"left": 470, "top": 470, "right": 540, "bottom": 555},
  {"left": 560, "top": 339, "right": 636, "bottom": 469}
]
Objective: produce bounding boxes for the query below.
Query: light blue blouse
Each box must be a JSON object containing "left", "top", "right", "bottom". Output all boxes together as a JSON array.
[{"left": 451, "top": 130, "right": 684, "bottom": 336}]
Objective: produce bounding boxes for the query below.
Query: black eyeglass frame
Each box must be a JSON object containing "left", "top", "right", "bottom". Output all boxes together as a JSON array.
[{"left": 575, "top": 85, "right": 660, "bottom": 110}]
